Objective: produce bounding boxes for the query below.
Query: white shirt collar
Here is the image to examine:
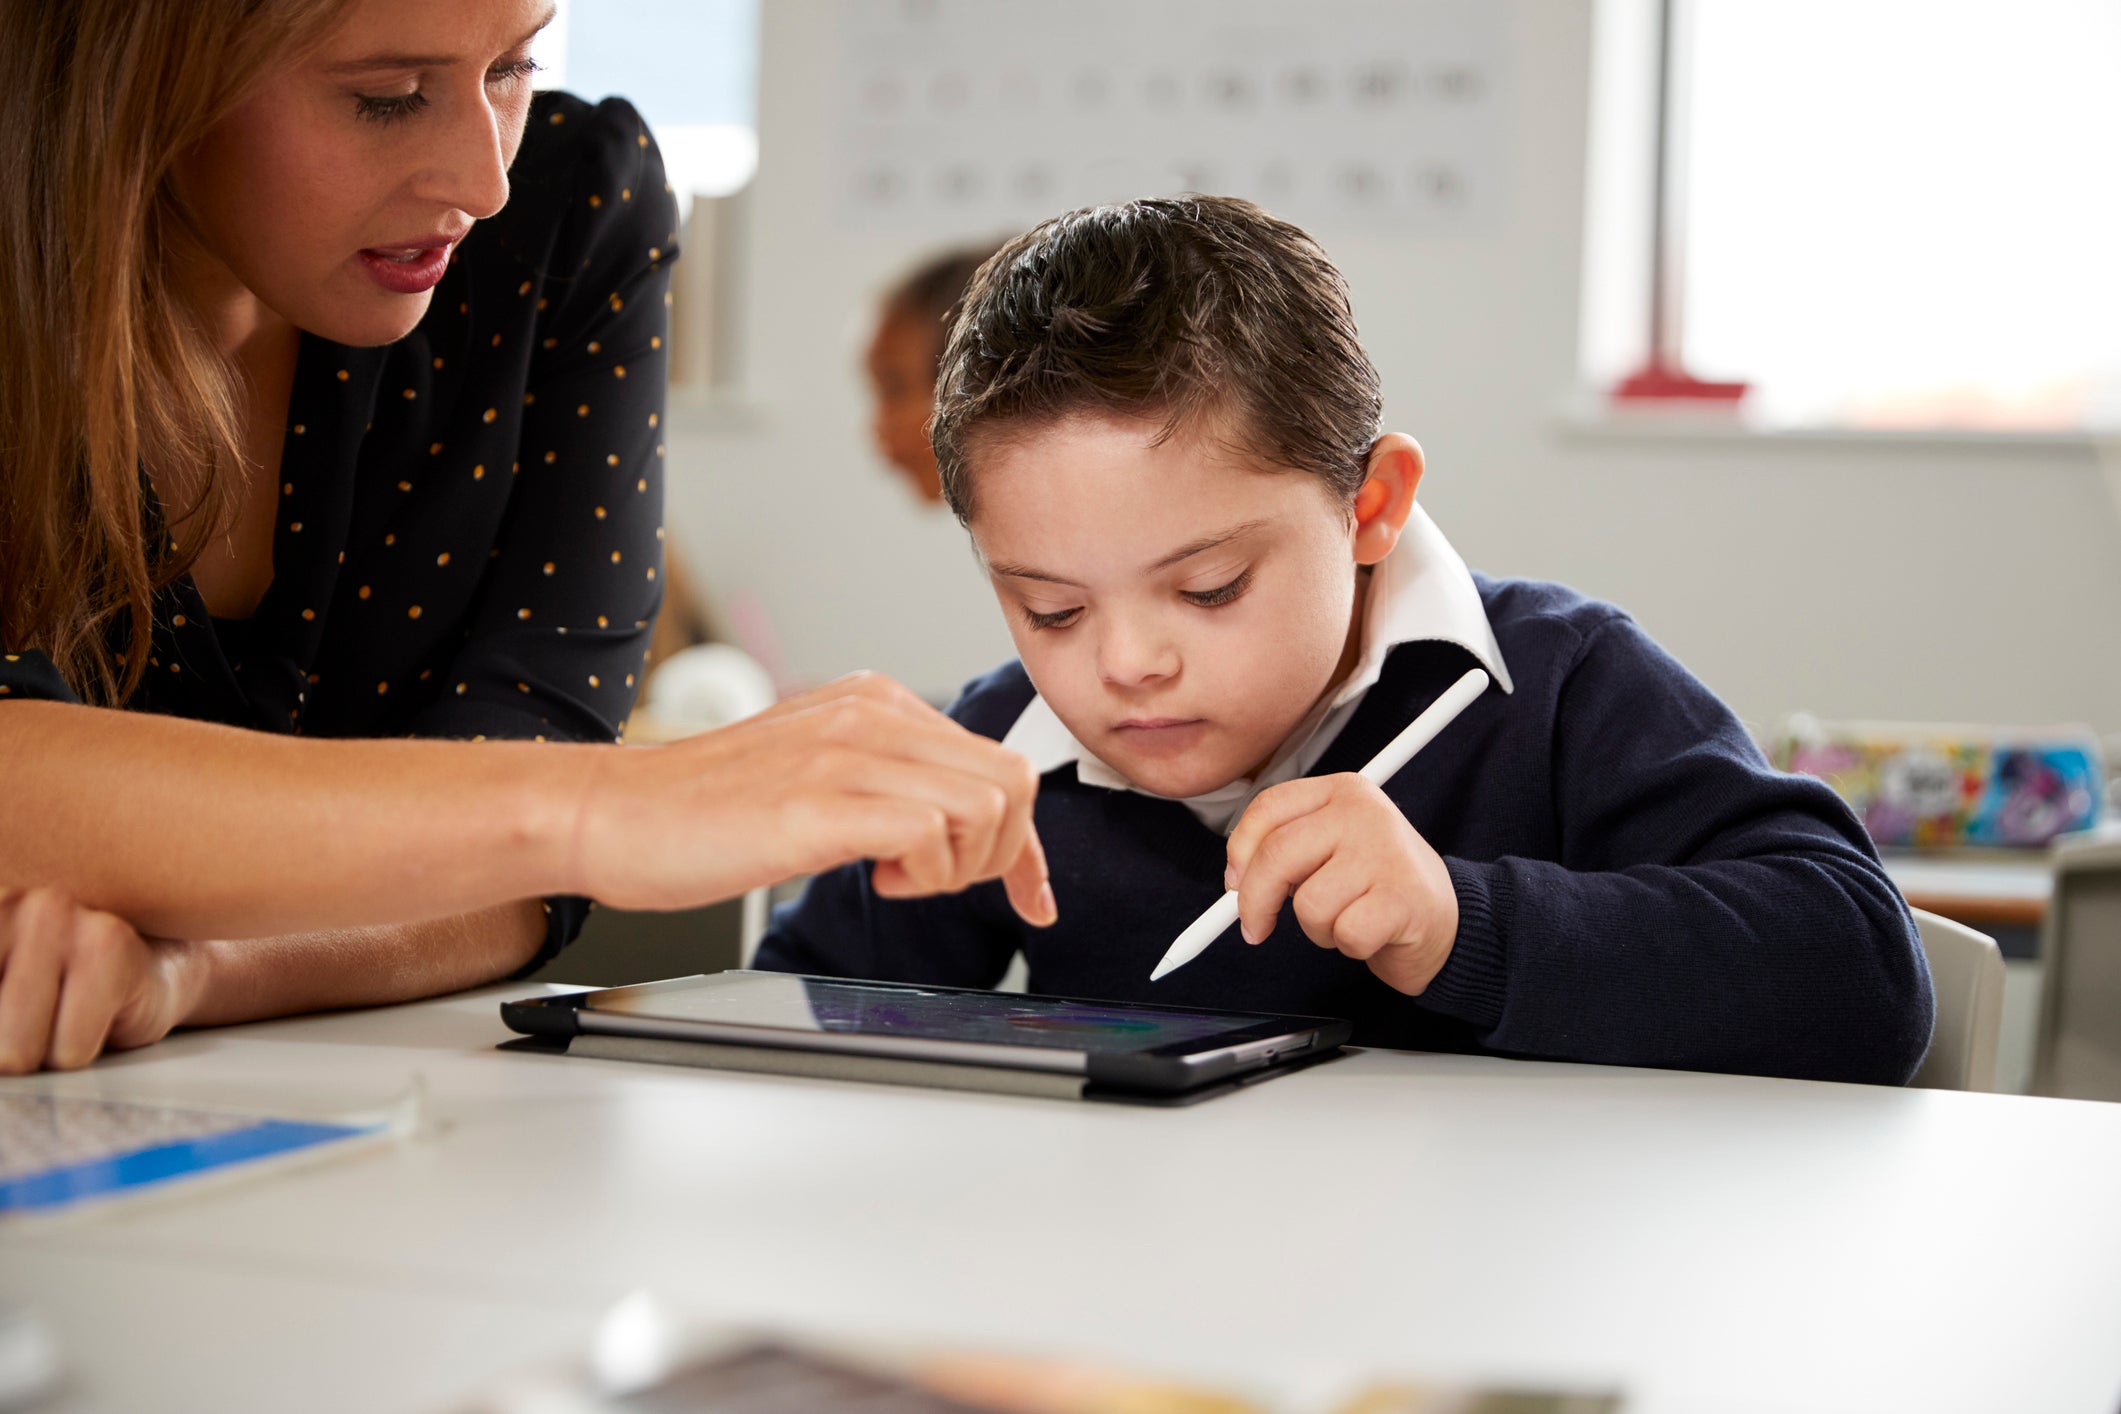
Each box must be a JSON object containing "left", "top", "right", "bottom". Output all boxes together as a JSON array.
[{"left": 1000, "top": 504, "right": 1513, "bottom": 831}]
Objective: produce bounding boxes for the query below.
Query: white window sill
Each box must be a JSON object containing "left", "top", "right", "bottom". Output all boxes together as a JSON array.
[{"left": 1554, "top": 391, "right": 2117, "bottom": 454}]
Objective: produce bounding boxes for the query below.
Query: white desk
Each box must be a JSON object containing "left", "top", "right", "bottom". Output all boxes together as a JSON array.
[{"left": 7, "top": 987, "right": 2121, "bottom": 1414}]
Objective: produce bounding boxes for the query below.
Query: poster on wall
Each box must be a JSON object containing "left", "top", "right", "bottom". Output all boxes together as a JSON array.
[{"left": 829, "top": 0, "right": 1511, "bottom": 237}]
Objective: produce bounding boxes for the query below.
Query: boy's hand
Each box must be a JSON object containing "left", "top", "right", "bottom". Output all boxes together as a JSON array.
[{"left": 1223, "top": 775, "right": 1458, "bottom": 996}]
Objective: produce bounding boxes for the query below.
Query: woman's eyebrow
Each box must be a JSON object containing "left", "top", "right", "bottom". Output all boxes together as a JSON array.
[
  {"left": 326, "top": 52, "right": 458, "bottom": 74},
  {"left": 325, "top": 6, "right": 556, "bottom": 74}
]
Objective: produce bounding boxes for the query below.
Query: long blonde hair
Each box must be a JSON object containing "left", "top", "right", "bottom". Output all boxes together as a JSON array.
[{"left": 0, "top": 0, "right": 352, "bottom": 703}]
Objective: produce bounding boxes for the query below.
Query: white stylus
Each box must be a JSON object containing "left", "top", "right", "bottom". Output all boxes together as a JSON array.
[{"left": 1148, "top": 666, "right": 1492, "bottom": 982}]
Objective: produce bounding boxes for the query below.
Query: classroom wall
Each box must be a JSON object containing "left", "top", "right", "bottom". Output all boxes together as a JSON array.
[{"left": 661, "top": 0, "right": 2121, "bottom": 738}]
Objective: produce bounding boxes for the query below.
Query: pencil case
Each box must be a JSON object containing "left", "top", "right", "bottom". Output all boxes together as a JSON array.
[{"left": 1770, "top": 715, "right": 2105, "bottom": 849}]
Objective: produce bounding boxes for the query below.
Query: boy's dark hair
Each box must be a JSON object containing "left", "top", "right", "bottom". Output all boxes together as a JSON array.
[{"left": 930, "top": 195, "right": 1382, "bottom": 523}]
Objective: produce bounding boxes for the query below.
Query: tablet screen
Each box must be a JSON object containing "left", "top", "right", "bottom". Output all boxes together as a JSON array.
[{"left": 579, "top": 973, "right": 1264, "bottom": 1055}]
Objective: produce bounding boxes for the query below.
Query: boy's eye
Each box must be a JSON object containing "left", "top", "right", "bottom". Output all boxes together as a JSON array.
[
  {"left": 1181, "top": 568, "right": 1253, "bottom": 608},
  {"left": 1021, "top": 604, "right": 1082, "bottom": 631}
]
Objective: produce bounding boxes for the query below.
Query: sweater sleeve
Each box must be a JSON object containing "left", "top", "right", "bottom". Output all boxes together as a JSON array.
[
  {"left": 754, "top": 864, "right": 1022, "bottom": 989},
  {"left": 1420, "top": 614, "right": 1935, "bottom": 1085}
]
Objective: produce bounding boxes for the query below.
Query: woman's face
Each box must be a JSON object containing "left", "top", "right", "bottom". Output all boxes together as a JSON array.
[{"left": 174, "top": 0, "right": 554, "bottom": 348}]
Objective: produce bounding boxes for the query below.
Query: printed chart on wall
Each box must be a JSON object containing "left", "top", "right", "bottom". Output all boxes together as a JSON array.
[{"left": 830, "top": 0, "right": 1511, "bottom": 236}]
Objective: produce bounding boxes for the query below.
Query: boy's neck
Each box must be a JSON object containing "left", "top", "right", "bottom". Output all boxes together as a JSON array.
[{"left": 1329, "top": 563, "right": 1374, "bottom": 699}]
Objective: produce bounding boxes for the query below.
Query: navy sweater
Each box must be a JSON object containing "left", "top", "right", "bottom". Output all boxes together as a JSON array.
[{"left": 759, "top": 577, "right": 1934, "bottom": 1085}]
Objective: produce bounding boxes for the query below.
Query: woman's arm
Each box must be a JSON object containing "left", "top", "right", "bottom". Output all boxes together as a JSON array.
[
  {"left": 0, "top": 699, "right": 581, "bottom": 940},
  {"left": 0, "top": 889, "right": 542, "bottom": 1073},
  {"left": 0, "top": 671, "right": 1055, "bottom": 940},
  {"left": 0, "top": 673, "right": 1056, "bottom": 1071},
  {"left": 179, "top": 899, "right": 548, "bottom": 1027}
]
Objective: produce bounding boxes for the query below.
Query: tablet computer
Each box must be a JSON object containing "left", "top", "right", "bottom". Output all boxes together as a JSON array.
[{"left": 500, "top": 971, "right": 1351, "bottom": 1098}]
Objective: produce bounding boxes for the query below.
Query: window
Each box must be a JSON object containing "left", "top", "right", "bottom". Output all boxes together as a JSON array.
[
  {"left": 532, "top": 0, "right": 760, "bottom": 219},
  {"left": 1584, "top": 0, "right": 2121, "bottom": 431}
]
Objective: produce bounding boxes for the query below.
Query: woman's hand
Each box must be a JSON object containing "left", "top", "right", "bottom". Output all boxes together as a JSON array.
[
  {"left": 569, "top": 672, "right": 1057, "bottom": 926},
  {"left": 0, "top": 887, "right": 199, "bottom": 1073}
]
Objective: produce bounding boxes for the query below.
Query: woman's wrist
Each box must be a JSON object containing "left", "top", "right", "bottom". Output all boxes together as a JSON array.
[
  {"left": 155, "top": 936, "right": 220, "bottom": 1034},
  {"left": 447, "top": 737, "right": 615, "bottom": 903},
  {"left": 507, "top": 739, "right": 614, "bottom": 901}
]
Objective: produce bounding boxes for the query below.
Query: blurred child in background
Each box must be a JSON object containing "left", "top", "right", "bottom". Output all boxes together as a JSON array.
[
  {"left": 865, "top": 245, "right": 1002, "bottom": 503},
  {"left": 644, "top": 246, "right": 1006, "bottom": 728}
]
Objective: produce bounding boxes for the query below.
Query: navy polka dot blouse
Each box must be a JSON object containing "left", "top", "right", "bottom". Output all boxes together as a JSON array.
[{"left": 0, "top": 91, "right": 677, "bottom": 967}]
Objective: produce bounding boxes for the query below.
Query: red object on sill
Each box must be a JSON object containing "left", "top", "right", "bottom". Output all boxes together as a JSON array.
[
  {"left": 1613, "top": 359, "right": 1749, "bottom": 403},
  {"left": 1617, "top": 3, "right": 1752, "bottom": 409}
]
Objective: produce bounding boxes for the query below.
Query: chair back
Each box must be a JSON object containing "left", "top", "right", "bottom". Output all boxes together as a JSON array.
[
  {"left": 1908, "top": 908, "right": 2004, "bottom": 1092},
  {"left": 2034, "top": 838, "right": 2121, "bottom": 1101}
]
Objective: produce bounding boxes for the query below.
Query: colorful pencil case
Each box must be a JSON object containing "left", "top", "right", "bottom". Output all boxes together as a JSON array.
[{"left": 1770, "top": 715, "right": 2105, "bottom": 849}]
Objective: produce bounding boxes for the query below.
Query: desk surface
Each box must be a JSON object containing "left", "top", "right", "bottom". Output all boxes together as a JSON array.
[{"left": 6, "top": 987, "right": 2121, "bottom": 1414}]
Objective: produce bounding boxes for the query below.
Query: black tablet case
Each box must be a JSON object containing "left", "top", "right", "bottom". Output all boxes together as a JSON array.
[{"left": 496, "top": 1031, "right": 1345, "bottom": 1106}]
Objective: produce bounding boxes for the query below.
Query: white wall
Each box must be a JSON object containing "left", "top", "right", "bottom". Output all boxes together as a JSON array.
[{"left": 663, "top": 0, "right": 2121, "bottom": 737}]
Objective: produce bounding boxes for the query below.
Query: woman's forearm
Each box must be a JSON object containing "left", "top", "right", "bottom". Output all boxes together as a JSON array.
[
  {"left": 170, "top": 898, "right": 549, "bottom": 1029},
  {"left": 0, "top": 701, "right": 592, "bottom": 939},
  {"left": 0, "top": 673, "right": 1057, "bottom": 954}
]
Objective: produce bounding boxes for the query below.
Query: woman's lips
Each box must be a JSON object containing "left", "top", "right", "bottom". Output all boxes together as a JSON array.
[{"left": 356, "top": 241, "right": 453, "bottom": 295}]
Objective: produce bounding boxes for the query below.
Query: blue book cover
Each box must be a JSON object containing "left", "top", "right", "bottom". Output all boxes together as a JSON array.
[{"left": 0, "top": 1093, "right": 395, "bottom": 1219}]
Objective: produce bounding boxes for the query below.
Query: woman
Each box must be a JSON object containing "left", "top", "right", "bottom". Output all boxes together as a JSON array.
[{"left": 0, "top": 0, "right": 1053, "bottom": 1073}]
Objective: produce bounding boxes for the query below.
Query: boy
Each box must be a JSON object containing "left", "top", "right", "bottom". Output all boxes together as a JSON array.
[{"left": 760, "top": 196, "right": 1933, "bottom": 1085}]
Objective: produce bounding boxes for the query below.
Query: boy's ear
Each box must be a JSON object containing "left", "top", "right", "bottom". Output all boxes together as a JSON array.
[{"left": 1350, "top": 433, "right": 1426, "bottom": 566}]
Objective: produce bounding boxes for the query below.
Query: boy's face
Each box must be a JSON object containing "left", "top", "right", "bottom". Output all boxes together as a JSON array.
[{"left": 968, "top": 414, "right": 1411, "bottom": 799}]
